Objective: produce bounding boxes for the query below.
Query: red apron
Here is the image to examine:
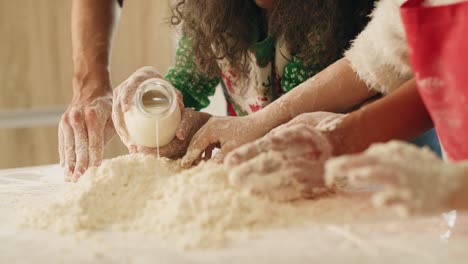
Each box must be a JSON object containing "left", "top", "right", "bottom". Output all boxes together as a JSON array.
[{"left": 401, "top": 0, "right": 468, "bottom": 161}]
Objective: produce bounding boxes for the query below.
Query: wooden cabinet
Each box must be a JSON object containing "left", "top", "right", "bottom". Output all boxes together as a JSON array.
[{"left": 0, "top": 0, "right": 175, "bottom": 168}]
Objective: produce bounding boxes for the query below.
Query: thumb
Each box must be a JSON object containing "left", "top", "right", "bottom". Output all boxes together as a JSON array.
[{"left": 176, "top": 110, "right": 191, "bottom": 140}]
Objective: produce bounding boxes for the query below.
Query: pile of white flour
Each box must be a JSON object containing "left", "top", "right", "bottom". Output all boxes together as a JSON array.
[{"left": 22, "top": 154, "right": 357, "bottom": 249}]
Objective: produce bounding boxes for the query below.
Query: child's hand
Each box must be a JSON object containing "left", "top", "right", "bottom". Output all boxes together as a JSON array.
[
  {"left": 324, "top": 141, "right": 466, "bottom": 215},
  {"left": 224, "top": 123, "right": 333, "bottom": 201},
  {"left": 112, "top": 66, "right": 185, "bottom": 156},
  {"left": 181, "top": 112, "right": 346, "bottom": 167},
  {"left": 181, "top": 115, "right": 271, "bottom": 167}
]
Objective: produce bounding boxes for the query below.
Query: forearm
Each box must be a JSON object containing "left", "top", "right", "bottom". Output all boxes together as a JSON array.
[
  {"left": 256, "top": 58, "right": 376, "bottom": 131},
  {"left": 71, "top": 0, "right": 120, "bottom": 97},
  {"left": 335, "top": 78, "right": 434, "bottom": 155}
]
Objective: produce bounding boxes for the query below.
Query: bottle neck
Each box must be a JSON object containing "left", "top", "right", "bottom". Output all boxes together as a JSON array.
[{"left": 135, "top": 78, "right": 178, "bottom": 119}]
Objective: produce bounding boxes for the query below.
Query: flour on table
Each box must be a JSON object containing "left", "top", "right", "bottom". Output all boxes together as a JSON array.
[{"left": 21, "top": 154, "right": 338, "bottom": 249}]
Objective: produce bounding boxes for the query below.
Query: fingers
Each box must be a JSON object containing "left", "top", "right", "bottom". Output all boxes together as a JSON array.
[
  {"left": 181, "top": 126, "right": 214, "bottom": 168},
  {"left": 176, "top": 109, "right": 193, "bottom": 141},
  {"left": 192, "top": 156, "right": 203, "bottom": 166},
  {"left": 348, "top": 166, "right": 400, "bottom": 190},
  {"left": 227, "top": 164, "right": 252, "bottom": 187},
  {"left": 120, "top": 67, "right": 162, "bottom": 112},
  {"left": 224, "top": 125, "right": 311, "bottom": 167},
  {"left": 61, "top": 116, "right": 76, "bottom": 180},
  {"left": 103, "top": 119, "right": 115, "bottom": 146},
  {"left": 134, "top": 145, "right": 159, "bottom": 155},
  {"left": 86, "top": 107, "right": 105, "bottom": 168},
  {"left": 174, "top": 88, "right": 184, "bottom": 109},
  {"left": 128, "top": 145, "right": 137, "bottom": 154},
  {"left": 228, "top": 152, "right": 283, "bottom": 187},
  {"left": 203, "top": 144, "right": 216, "bottom": 160},
  {"left": 324, "top": 155, "right": 378, "bottom": 188},
  {"left": 224, "top": 141, "right": 262, "bottom": 167},
  {"left": 211, "top": 148, "right": 227, "bottom": 164},
  {"left": 287, "top": 158, "right": 325, "bottom": 185},
  {"left": 58, "top": 127, "right": 65, "bottom": 167},
  {"left": 324, "top": 154, "right": 404, "bottom": 194},
  {"left": 120, "top": 79, "right": 137, "bottom": 112},
  {"left": 112, "top": 67, "right": 161, "bottom": 148},
  {"left": 112, "top": 90, "right": 129, "bottom": 146},
  {"left": 224, "top": 126, "right": 302, "bottom": 167},
  {"left": 69, "top": 110, "right": 89, "bottom": 182},
  {"left": 58, "top": 122, "right": 71, "bottom": 182},
  {"left": 59, "top": 93, "right": 114, "bottom": 182},
  {"left": 371, "top": 189, "right": 412, "bottom": 217}
]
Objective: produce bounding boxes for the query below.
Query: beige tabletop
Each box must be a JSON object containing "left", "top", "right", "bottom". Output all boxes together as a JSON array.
[{"left": 0, "top": 165, "right": 467, "bottom": 264}]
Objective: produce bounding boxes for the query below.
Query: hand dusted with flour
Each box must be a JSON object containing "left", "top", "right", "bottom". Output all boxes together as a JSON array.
[
  {"left": 59, "top": 94, "right": 115, "bottom": 182},
  {"left": 325, "top": 141, "right": 468, "bottom": 215},
  {"left": 225, "top": 123, "right": 334, "bottom": 201}
]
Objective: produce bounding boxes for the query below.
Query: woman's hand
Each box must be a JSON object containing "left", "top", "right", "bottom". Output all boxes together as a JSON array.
[{"left": 112, "top": 66, "right": 188, "bottom": 157}]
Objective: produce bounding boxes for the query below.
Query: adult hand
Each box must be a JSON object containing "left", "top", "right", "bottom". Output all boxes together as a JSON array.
[
  {"left": 59, "top": 91, "right": 114, "bottom": 182},
  {"left": 112, "top": 66, "right": 190, "bottom": 157}
]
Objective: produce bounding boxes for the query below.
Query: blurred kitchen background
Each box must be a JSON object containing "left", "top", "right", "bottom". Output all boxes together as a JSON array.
[{"left": 0, "top": 0, "right": 226, "bottom": 169}]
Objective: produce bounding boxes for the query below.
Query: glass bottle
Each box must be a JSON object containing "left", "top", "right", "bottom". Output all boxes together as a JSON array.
[{"left": 123, "top": 78, "right": 181, "bottom": 148}]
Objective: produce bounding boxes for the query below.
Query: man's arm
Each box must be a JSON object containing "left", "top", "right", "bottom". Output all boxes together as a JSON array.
[
  {"left": 59, "top": 0, "right": 121, "bottom": 182},
  {"left": 71, "top": 0, "right": 120, "bottom": 97}
]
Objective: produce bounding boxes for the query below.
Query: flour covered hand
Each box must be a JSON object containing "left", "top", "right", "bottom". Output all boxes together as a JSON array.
[
  {"left": 181, "top": 115, "right": 272, "bottom": 167},
  {"left": 325, "top": 141, "right": 466, "bottom": 215},
  {"left": 59, "top": 93, "right": 115, "bottom": 183},
  {"left": 224, "top": 123, "right": 334, "bottom": 201},
  {"left": 112, "top": 66, "right": 188, "bottom": 157}
]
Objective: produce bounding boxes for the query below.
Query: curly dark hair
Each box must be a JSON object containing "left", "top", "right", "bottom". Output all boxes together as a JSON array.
[{"left": 171, "top": 0, "right": 375, "bottom": 78}]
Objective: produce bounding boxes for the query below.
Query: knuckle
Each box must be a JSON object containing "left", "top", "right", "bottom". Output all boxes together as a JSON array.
[
  {"left": 85, "top": 108, "right": 98, "bottom": 120},
  {"left": 70, "top": 109, "right": 83, "bottom": 123}
]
